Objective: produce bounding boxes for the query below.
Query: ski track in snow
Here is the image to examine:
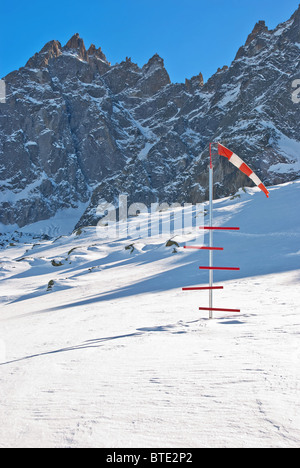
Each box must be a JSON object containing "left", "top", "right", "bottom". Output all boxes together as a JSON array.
[{"left": 0, "top": 181, "right": 299, "bottom": 448}]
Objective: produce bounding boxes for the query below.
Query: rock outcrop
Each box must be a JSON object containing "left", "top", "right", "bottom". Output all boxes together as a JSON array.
[{"left": 0, "top": 6, "right": 300, "bottom": 229}]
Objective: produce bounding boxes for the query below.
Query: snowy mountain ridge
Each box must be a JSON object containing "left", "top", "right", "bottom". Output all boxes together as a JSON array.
[{"left": 0, "top": 6, "right": 299, "bottom": 231}]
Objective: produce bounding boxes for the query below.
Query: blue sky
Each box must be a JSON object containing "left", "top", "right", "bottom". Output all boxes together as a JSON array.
[{"left": 0, "top": 0, "right": 299, "bottom": 82}]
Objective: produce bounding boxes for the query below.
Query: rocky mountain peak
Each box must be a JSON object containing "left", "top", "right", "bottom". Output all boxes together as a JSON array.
[
  {"left": 292, "top": 3, "right": 300, "bottom": 19},
  {"left": 137, "top": 53, "right": 171, "bottom": 94},
  {"left": 65, "top": 32, "right": 82, "bottom": 49},
  {"left": 142, "top": 53, "right": 165, "bottom": 72},
  {"left": 64, "top": 33, "right": 88, "bottom": 61},
  {"left": 235, "top": 18, "right": 271, "bottom": 59},
  {"left": 25, "top": 39, "right": 62, "bottom": 68},
  {"left": 185, "top": 72, "right": 204, "bottom": 92},
  {"left": 87, "top": 43, "right": 109, "bottom": 63},
  {"left": 285, "top": 4, "right": 300, "bottom": 43},
  {"left": 40, "top": 39, "right": 62, "bottom": 56},
  {"left": 0, "top": 6, "right": 300, "bottom": 230},
  {"left": 245, "top": 20, "right": 269, "bottom": 45}
]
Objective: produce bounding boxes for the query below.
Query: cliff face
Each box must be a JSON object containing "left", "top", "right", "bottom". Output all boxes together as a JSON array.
[{"left": 0, "top": 6, "right": 300, "bottom": 229}]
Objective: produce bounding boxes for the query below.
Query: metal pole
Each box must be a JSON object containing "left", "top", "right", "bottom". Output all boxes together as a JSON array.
[{"left": 209, "top": 152, "right": 214, "bottom": 319}]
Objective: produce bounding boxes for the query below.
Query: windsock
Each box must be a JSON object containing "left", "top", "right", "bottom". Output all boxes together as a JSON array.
[{"left": 217, "top": 143, "right": 269, "bottom": 198}]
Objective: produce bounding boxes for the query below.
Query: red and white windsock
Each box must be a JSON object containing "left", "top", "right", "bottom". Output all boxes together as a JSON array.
[{"left": 217, "top": 143, "right": 269, "bottom": 198}]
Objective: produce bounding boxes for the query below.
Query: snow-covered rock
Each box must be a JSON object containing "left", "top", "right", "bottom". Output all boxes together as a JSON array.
[{"left": 0, "top": 7, "right": 300, "bottom": 230}]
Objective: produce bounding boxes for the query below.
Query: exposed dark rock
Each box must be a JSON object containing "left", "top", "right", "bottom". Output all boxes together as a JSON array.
[{"left": 0, "top": 7, "right": 299, "bottom": 230}]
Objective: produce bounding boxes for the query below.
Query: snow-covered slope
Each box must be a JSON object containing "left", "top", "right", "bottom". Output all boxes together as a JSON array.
[
  {"left": 0, "top": 180, "right": 299, "bottom": 447},
  {"left": 1, "top": 6, "right": 300, "bottom": 229}
]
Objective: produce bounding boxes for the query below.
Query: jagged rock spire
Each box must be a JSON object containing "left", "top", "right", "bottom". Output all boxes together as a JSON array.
[
  {"left": 25, "top": 39, "right": 62, "bottom": 68},
  {"left": 245, "top": 20, "right": 269, "bottom": 45},
  {"left": 64, "top": 33, "right": 88, "bottom": 61}
]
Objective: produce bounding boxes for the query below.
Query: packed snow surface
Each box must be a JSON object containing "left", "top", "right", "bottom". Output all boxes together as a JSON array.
[{"left": 0, "top": 180, "right": 299, "bottom": 448}]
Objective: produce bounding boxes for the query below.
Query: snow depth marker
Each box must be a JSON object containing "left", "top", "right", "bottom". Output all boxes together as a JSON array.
[
  {"left": 184, "top": 246, "right": 223, "bottom": 251},
  {"left": 199, "top": 226, "right": 240, "bottom": 230},
  {"left": 182, "top": 141, "right": 269, "bottom": 319},
  {"left": 199, "top": 266, "right": 240, "bottom": 271},
  {"left": 199, "top": 307, "right": 241, "bottom": 313},
  {"left": 182, "top": 286, "right": 224, "bottom": 291}
]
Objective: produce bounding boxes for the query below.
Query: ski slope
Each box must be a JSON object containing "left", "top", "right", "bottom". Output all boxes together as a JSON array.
[{"left": 0, "top": 180, "right": 299, "bottom": 448}]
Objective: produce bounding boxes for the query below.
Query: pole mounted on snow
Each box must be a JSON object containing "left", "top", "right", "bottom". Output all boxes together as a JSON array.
[
  {"left": 208, "top": 143, "right": 214, "bottom": 318},
  {"left": 182, "top": 142, "right": 269, "bottom": 319}
]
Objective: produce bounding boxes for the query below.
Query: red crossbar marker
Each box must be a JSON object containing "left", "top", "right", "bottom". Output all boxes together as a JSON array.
[
  {"left": 199, "top": 307, "right": 240, "bottom": 313},
  {"left": 199, "top": 226, "right": 240, "bottom": 231},
  {"left": 182, "top": 286, "right": 224, "bottom": 291},
  {"left": 184, "top": 246, "right": 224, "bottom": 251},
  {"left": 199, "top": 266, "right": 240, "bottom": 271}
]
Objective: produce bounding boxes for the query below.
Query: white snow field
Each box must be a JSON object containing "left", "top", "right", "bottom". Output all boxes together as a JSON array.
[{"left": 0, "top": 180, "right": 299, "bottom": 448}]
